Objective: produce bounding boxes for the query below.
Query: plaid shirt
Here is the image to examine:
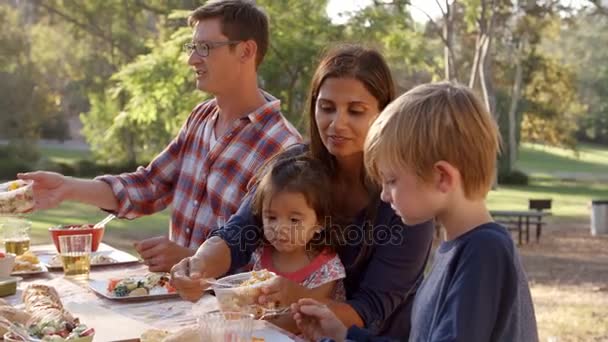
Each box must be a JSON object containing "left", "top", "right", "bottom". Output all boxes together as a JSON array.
[{"left": 97, "top": 93, "right": 301, "bottom": 248}]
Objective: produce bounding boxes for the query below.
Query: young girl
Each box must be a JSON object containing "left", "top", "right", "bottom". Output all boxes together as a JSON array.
[{"left": 250, "top": 154, "right": 346, "bottom": 305}]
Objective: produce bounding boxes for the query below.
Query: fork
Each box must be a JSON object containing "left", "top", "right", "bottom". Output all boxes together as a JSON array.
[{"left": 258, "top": 306, "right": 291, "bottom": 320}]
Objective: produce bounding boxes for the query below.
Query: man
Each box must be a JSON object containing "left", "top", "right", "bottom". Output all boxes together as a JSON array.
[{"left": 19, "top": 0, "right": 301, "bottom": 272}]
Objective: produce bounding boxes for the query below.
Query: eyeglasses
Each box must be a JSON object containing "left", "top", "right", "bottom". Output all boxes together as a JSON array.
[{"left": 184, "top": 40, "right": 241, "bottom": 57}]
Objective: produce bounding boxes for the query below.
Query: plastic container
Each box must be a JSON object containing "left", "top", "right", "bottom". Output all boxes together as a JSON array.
[
  {"left": 591, "top": 200, "right": 608, "bottom": 236},
  {"left": 212, "top": 271, "right": 276, "bottom": 318},
  {"left": 0, "top": 253, "right": 16, "bottom": 278},
  {"left": 0, "top": 180, "right": 35, "bottom": 215},
  {"left": 49, "top": 224, "right": 104, "bottom": 252},
  {"left": 198, "top": 311, "right": 254, "bottom": 342}
]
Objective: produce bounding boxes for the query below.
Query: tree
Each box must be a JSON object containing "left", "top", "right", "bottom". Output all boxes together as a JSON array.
[{"left": 81, "top": 26, "right": 200, "bottom": 164}]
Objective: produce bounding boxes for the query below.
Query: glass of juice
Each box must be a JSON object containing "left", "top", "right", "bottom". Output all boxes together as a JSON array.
[
  {"left": 0, "top": 217, "right": 31, "bottom": 255},
  {"left": 58, "top": 234, "right": 92, "bottom": 279}
]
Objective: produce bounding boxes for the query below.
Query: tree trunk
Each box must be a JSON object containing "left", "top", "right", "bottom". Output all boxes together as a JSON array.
[{"left": 507, "top": 43, "right": 524, "bottom": 170}]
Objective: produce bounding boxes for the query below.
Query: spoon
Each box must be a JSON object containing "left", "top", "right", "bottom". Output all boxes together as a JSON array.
[{"left": 93, "top": 214, "right": 116, "bottom": 229}]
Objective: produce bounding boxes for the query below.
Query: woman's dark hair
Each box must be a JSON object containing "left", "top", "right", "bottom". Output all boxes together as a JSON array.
[
  {"left": 306, "top": 44, "right": 396, "bottom": 268},
  {"left": 251, "top": 153, "right": 341, "bottom": 253}
]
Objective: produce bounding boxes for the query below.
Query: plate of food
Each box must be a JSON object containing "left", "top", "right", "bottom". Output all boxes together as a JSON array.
[
  {"left": 89, "top": 273, "right": 178, "bottom": 301},
  {"left": 10, "top": 251, "right": 48, "bottom": 276},
  {"left": 1, "top": 284, "right": 95, "bottom": 341},
  {"left": 39, "top": 249, "right": 139, "bottom": 270}
]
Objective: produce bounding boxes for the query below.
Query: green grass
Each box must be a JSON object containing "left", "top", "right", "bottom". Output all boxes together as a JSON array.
[
  {"left": 487, "top": 178, "right": 608, "bottom": 218},
  {"left": 516, "top": 142, "right": 608, "bottom": 177},
  {"left": 488, "top": 142, "right": 608, "bottom": 218},
  {"left": 39, "top": 146, "right": 90, "bottom": 165}
]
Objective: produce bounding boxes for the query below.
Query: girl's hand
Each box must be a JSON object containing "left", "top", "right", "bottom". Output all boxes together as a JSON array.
[
  {"left": 170, "top": 256, "right": 209, "bottom": 302},
  {"left": 291, "top": 298, "right": 347, "bottom": 342},
  {"left": 258, "top": 276, "right": 306, "bottom": 307}
]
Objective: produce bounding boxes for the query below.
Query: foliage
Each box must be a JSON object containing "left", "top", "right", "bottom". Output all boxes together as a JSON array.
[{"left": 81, "top": 26, "right": 200, "bottom": 164}]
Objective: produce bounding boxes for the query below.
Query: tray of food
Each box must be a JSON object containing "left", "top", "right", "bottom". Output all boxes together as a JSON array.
[
  {"left": 0, "top": 180, "right": 35, "bottom": 215},
  {"left": 1, "top": 284, "right": 95, "bottom": 341},
  {"left": 89, "top": 273, "right": 178, "bottom": 301},
  {"left": 39, "top": 249, "right": 139, "bottom": 270},
  {"left": 10, "top": 251, "right": 48, "bottom": 277}
]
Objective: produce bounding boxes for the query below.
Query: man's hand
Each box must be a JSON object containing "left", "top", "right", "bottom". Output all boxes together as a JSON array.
[
  {"left": 292, "top": 298, "right": 348, "bottom": 342},
  {"left": 258, "top": 275, "right": 308, "bottom": 308},
  {"left": 135, "top": 236, "right": 194, "bottom": 272},
  {"left": 170, "top": 256, "right": 210, "bottom": 302},
  {"left": 18, "top": 171, "right": 69, "bottom": 210}
]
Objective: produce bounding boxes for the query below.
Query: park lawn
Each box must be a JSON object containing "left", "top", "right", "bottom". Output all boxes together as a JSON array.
[
  {"left": 487, "top": 177, "right": 608, "bottom": 219},
  {"left": 39, "top": 146, "right": 90, "bottom": 165},
  {"left": 516, "top": 142, "right": 608, "bottom": 177},
  {"left": 488, "top": 143, "right": 608, "bottom": 218}
]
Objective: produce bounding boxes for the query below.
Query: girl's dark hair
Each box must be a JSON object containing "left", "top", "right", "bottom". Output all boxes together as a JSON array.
[
  {"left": 306, "top": 44, "right": 396, "bottom": 269},
  {"left": 251, "top": 153, "right": 341, "bottom": 253}
]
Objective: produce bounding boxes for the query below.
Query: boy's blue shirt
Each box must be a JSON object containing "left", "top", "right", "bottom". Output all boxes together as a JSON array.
[{"left": 333, "top": 222, "right": 538, "bottom": 342}]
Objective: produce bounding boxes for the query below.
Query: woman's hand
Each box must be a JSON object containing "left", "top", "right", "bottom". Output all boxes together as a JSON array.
[
  {"left": 291, "top": 298, "right": 348, "bottom": 342},
  {"left": 170, "top": 256, "right": 210, "bottom": 302},
  {"left": 258, "top": 276, "right": 308, "bottom": 308}
]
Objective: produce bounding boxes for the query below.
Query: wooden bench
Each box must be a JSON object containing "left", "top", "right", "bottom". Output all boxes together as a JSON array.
[{"left": 490, "top": 210, "right": 551, "bottom": 245}]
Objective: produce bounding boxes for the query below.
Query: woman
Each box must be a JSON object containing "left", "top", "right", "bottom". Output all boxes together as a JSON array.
[{"left": 171, "top": 45, "right": 434, "bottom": 338}]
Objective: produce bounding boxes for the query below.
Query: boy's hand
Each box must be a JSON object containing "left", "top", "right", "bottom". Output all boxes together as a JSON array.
[
  {"left": 135, "top": 236, "right": 194, "bottom": 272},
  {"left": 170, "top": 256, "right": 210, "bottom": 302},
  {"left": 291, "top": 298, "right": 347, "bottom": 342}
]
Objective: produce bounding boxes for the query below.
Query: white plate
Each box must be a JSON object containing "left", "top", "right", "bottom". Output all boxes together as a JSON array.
[
  {"left": 10, "top": 263, "right": 48, "bottom": 276},
  {"left": 89, "top": 278, "right": 179, "bottom": 302},
  {"left": 39, "top": 249, "right": 140, "bottom": 270}
]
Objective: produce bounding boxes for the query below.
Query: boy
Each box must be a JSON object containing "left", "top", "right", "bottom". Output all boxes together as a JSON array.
[{"left": 292, "top": 82, "right": 538, "bottom": 342}]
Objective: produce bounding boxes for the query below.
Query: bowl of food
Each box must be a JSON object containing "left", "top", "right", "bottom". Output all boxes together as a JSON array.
[
  {"left": 0, "top": 253, "right": 16, "bottom": 278},
  {"left": 0, "top": 180, "right": 35, "bottom": 215},
  {"left": 212, "top": 270, "right": 277, "bottom": 318},
  {"left": 49, "top": 224, "right": 105, "bottom": 253}
]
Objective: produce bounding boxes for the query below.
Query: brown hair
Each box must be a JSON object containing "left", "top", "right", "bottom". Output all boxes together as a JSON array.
[
  {"left": 188, "top": 0, "right": 269, "bottom": 67},
  {"left": 365, "top": 81, "right": 501, "bottom": 199},
  {"left": 308, "top": 44, "right": 396, "bottom": 174},
  {"left": 251, "top": 154, "right": 340, "bottom": 252},
  {"left": 306, "top": 44, "right": 396, "bottom": 268}
]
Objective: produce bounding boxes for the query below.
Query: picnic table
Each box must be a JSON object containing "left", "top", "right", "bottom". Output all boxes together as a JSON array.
[
  {"left": 4, "top": 243, "right": 302, "bottom": 342},
  {"left": 490, "top": 210, "right": 551, "bottom": 245}
]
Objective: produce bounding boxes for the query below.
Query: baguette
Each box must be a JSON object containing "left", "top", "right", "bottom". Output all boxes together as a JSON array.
[{"left": 22, "top": 284, "right": 77, "bottom": 325}]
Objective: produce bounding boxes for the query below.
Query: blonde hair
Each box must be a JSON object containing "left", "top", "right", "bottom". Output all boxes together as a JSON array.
[{"left": 364, "top": 82, "right": 501, "bottom": 199}]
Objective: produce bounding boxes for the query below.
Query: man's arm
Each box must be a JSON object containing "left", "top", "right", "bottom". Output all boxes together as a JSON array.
[{"left": 65, "top": 178, "right": 118, "bottom": 211}]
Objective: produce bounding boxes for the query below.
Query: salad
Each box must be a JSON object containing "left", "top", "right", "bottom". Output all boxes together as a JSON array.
[
  {"left": 27, "top": 321, "right": 94, "bottom": 341},
  {"left": 107, "top": 273, "right": 175, "bottom": 297},
  {"left": 0, "top": 180, "right": 35, "bottom": 214}
]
